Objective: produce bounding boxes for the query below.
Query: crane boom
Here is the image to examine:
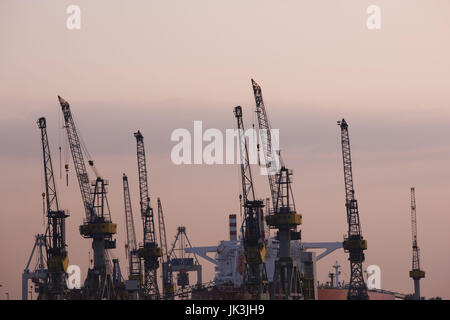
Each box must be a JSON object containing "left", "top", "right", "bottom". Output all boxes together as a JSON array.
[
  {"left": 410, "top": 188, "right": 419, "bottom": 270},
  {"left": 251, "top": 79, "right": 281, "bottom": 210},
  {"left": 58, "top": 96, "right": 93, "bottom": 220},
  {"left": 339, "top": 119, "right": 362, "bottom": 237},
  {"left": 123, "top": 174, "right": 141, "bottom": 279},
  {"left": 39, "top": 117, "right": 60, "bottom": 214},
  {"left": 135, "top": 131, "right": 157, "bottom": 243},
  {"left": 158, "top": 198, "right": 169, "bottom": 266},
  {"left": 135, "top": 131, "right": 150, "bottom": 217},
  {"left": 338, "top": 119, "right": 368, "bottom": 300},
  {"left": 235, "top": 106, "right": 256, "bottom": 205}
]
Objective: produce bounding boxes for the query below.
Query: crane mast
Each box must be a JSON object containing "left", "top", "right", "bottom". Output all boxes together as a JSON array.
[
  {"left": 338, "top": 119, "right": 369, "bottom": 300},
  {"left": 234, "top": 106, "right": 268, "bottom": 299},
  {"left": 134, "top": 130, "right": 161, "bottom": 300},
  {"left": 58, "top": 96, "right": 117, "bottom": 300},
  {"left": 266, "top": 166, "right": 303, "bottom": 300},
  {"left": 158, "top": 198, "right": 175, "bottom": 300},
  {"left": 122, "top": 174, "right": 142, "bottom": 299},
  {"left": 37, "top": 117, "right": 69, "bottom": 300},
  {"left": 251, "top": 79, "right": 281, "bottom": 211},
  {"left": 409, "top": 187, "right": 425, "bottom": 300}
]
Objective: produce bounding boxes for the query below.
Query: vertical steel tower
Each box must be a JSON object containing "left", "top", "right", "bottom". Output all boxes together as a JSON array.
[
  {"left": 134, "top": 130, "right": 161, "bottom": 300},
  {"left": 234, "top": 106, "right": 269, "bottom": 299},
  {"left": 38, "top": 117, "right": 69, "bottom": 300},
  {"left": 409, "top": 187, "right": 425, "bottom": 300},
  {"left": 266, "top": 167, "right": 303, "bottom": 300},
  {"left": 338, "top": 119, "right": 369, "bottom": 300}
]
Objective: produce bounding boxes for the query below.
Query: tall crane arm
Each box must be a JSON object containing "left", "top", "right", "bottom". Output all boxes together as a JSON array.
[
  {"left": 123, "top": 174, "right": 141, "bottom": 277},
  {"left": 252, "top": 79, "right": 280, "bottom": 211},
  {"left": 38, "top": 117, "right": 60, "bottom": 214},
  {"left": 134, "top": 131, "right": 157, "bottom": 245},
  {"left": 58, "top": 96, "right": 93, "bottom": 220},
  {"left": 234, "top": 106, "right": 256, "bottom": 205},
  {"left": 410, "top": 188, "right": 424, "bottom": 275},
  {"left": 338, "top": 119, "right": 362, "bottom": 238}
]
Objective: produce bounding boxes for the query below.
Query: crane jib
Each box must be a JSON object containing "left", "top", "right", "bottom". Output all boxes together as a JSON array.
[{"left": 58, "top": 96, "right": 93, "bottom": 220}]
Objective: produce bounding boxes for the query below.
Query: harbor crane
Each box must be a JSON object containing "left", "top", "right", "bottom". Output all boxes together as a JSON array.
[
  {"left": 134, "top": 130, "right": 161, "bottom": 299},
  {"left": 409, "top": 187, "right": 425, "bottom": 300},
  {"left": 251, "top": 80, "right": 303, "bottom": 300},
  {"left": 234, "top": 105, "right": 269, "bottom": 299},
  {"left": 122, "top": 174, "right": 142, "bottom": 299},
  {"left": 337, "top": 119, "right": 369, "bottom": 300},
  {"left": 158, "top": 198, "right": 175, "bottom": 300},
  {"left": 59, "top": 96, "right": 117, "bottom": 299},
  {"left": 37, "top": 117, "right": 69, "bottom": 299}
]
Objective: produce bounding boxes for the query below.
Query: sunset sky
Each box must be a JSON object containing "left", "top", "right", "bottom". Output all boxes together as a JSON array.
[{"left": 1, "top": 0, "right": 450, "bottom": 299}]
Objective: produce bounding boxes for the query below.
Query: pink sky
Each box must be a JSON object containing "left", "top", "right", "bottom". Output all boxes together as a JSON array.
[{"left": 1, "top": 0, "right": 450, "bottom": 299}]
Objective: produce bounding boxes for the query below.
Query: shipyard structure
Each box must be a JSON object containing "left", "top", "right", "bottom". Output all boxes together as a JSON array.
[{"left": 22, "top": 80, "right": 423, "bottom": 300}]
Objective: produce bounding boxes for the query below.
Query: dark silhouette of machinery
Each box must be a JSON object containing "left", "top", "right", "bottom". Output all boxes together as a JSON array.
[
  {"left": 409, "top": 187, "right": 425, "bottom": 300},
  {"left": 59, "top": 96, "right": 117, "bottom": 299},
  {"left": 234, "top": 105, "right": 269, "bottom": 299},
  {"left": 337, "top": 119, "right": 369, "bottom": 300},
  {"left": 134, "top": 130, "right": 161, "bottom": 299}
]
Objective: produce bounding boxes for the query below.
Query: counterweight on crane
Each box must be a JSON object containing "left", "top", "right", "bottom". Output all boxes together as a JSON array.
[
  {"left": 234, "top": 106, "right": 268, "bottom": 299},
  {"left": 59, "top": 96, "right": 117, "bottom": 299},
  {"left": 37, "top": 117, "right": 69, "bottom": 300},
  {"left": 337, "top": 119, "right": 369, "bottom": 300},
  {"left": 134, "top": 130, "right": 161, "bottom": 300},
  {"left": 409, "top": 187, "right": 425, "bottom": 300},
  {"left": 158, "top": 198, "right": 175, "bottom": 300},
  {"left": 122, "top": 174, "right": 142, "bottom": 299}
]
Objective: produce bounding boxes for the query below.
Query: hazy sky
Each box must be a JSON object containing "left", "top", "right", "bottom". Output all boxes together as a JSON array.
[{"left": 1, "top": 1, "right": 450, "bottom": 299}]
